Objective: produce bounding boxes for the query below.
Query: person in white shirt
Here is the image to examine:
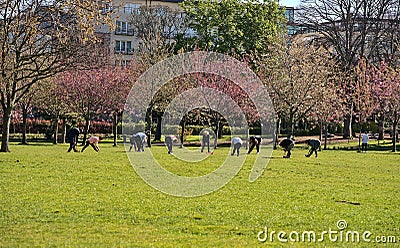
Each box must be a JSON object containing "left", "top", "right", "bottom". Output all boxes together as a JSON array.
[
  {"left": 165, "top": 135, "right": 178, "bottom": 154},
  {"left": 231, "top": 137, "right": 243, "bottom": 156},
  {"left": 361, "top": 131, "right": 369, "bottom": 152},
  {"left": 134, "top": 131, "right": 148, "bottom": 152},
  {"left": 201, "top": 130, "right": 211, "bottom": 153}
]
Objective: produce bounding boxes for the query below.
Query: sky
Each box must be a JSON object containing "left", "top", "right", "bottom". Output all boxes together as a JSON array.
[{"left": 278, "top": 0, "right": 301, "bottom": 7}]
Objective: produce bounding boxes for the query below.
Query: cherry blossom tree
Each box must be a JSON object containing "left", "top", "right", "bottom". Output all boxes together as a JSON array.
[
  {"left": 370, "top": 61, "right": 400, "bottom": 152},
  {"left": 58, "top": 69, "right": 109, "bottom": 144},
  {"left": 35, "top": 76, "right": 74, "bottom": 144},
  {"left": 308, "top": 70, "right": 344, "bottom": 150},
  {"left": 159, "top": 73, "right": 259, "bottom": 148},
  {"left": 58, "top": 64, "right": 138, "bottom": 146},
  {"left": 127, "top": 52, "right": 271, "bottom": 149},
  {"left": 103, "top": 64, "right": 140, "bottom": 146},
  {"left": 351, "top": 59, "right": 376, "bottom": 152},
  {"left": 260, "top": 37, "right": 337, "bottom": 138}
]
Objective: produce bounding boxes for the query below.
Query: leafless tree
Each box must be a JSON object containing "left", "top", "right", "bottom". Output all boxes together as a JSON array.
[
  {"left": 0, "top": 0, "right": 113, "bottom": 152},
  {"left": 298, "top": 0, "right": 400, "bottom": 68},
  {"left": 297, "top": 0, "right": 400, "bottom": 138},
  {"left": 127, "top": 5, "right": 189, "bottom": 139},
  {"left": 129, "top": 5, "right": 189, "bottom": 68}
]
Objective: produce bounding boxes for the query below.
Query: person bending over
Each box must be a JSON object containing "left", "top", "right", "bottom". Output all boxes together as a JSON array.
[
  {"left": 231, "top": 137, "right": 243, "bottom": 156},
  {"left": 134, "top": 131, "right": 148, "bottom": 152},
  {"left": 305, "top": 139, "right": 321, "bottom": 158},
  {"left": 67, "top": 127, "right": 80, "bottom": 152},
  {"left": 279, "top": 138, "right": 294, "bottom": 158},
  {"left": 81, "top": 136, "right": 101, "bottom": 152},
  {"left": 248, "top": 136, "right": 261, "bottom": 154}
]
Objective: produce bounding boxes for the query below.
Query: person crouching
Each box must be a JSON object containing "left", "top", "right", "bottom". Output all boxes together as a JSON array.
[
  {"left": 279, "top": 137, "right": 294, "bottom": 158},
  {"left": 248, "top": 136, "right": 261, "bottom": 154}
]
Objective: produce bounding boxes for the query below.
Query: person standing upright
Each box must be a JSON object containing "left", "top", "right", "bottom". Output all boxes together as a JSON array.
[
  {"left": 201, "top": 130, "right": 210, "bottom": 153},
  {"left": 361, "top": 131, "right": 369, "bottom": 152},
  {"left": 165, "top": 135, "right": 178, "bottom": 154}
]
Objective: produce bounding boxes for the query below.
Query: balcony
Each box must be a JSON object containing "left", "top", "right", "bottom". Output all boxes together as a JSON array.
[
  {"left": 115, "top": 29, "right": 134, "bottom": 36},
  {"left": 114, "top": 48, "right": 134, "bottom": 55}
]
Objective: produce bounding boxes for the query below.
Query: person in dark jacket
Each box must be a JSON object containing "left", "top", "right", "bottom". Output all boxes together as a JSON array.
[
  {"left": 248, "top": 136, "right": 262, "bottom": 154},
  {"left": 279, "top": 138, "right": 295, "bottom": 158},
  {"left": 145, "top": 130, "right": 151, "bottom": 148},
  {"left": 67, "top": 127, "right": 80, "bottom": 152},
  {"left": 305, "top": 139, "right": 321, "bottom": 158}
]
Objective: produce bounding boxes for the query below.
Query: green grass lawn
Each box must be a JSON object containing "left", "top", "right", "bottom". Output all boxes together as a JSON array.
[{"left": 0, "top": 141, "right": 399, "bottom": 247}]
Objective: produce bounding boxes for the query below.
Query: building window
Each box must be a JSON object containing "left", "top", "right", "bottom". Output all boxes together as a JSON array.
[
  {"left": 116, "top": 21, "right": 133, "bottom": 35},
  {"left": 123, "top": 3, "right": 141, "bottom": 14},
  {"left": 100, "top": 3, "right": 113, "bottom": 14},
  {"left": 115, "top": 40, "right": 133, "bottom": 54},
  {"left": 115, "top": 59, "right": 131, "bottom": 67}
]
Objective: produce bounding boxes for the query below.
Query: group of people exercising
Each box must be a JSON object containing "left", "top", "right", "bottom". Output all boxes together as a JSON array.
[
  {"left": 161, "top": 130, "right": 321, "bottom": 158},
  {"left": 230, "top": 135, "right": 320, "bottom": 158},
  {"left": 68, "top": 125, "right": 321, "bottom": 158}
]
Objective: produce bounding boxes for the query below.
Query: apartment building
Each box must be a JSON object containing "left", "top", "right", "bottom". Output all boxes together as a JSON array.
[{"left": 96, "top": 0, "right": 183, "bottom": 66}]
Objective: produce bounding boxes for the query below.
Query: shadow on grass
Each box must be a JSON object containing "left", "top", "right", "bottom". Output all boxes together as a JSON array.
[
  {"left": 324, "top": 143, "right": 400, "bottom": 152},
  {"left": 15, "top": 141, "right": 57, "bottom": 147}
]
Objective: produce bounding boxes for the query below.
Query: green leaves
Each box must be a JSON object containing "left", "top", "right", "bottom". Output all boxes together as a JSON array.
[{"left": 180, "top": 0, "right": 285, "bottom": 58}]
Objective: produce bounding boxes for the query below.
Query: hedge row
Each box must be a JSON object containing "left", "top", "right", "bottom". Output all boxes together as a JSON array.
[{"left": 0, "top": 119, "right": 114, "bottom": 134}]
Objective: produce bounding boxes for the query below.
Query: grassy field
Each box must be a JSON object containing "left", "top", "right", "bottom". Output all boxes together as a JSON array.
[{"left": 0, "top": 141, "right": 399, "bottom": 247}]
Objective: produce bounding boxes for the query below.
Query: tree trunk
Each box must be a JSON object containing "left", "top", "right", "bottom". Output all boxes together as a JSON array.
[
  {"left": 273, "top": 117, "right": 281, "bottom": 150},
  {"left": 343, "top": 114, "right": 353, "bottom": 139},
  {"left": 155, "top": 114, "right": 162, "bottom": 141},
  {"left": 378, "top": 114, "right": 385, "bottom": 141},
  {"left": 21, "top": 106, "right": 28, "bottom": 145},
  {"left": 53, "top": 116, "right": 59, "bottom": 145},
  {"left": 218, "top": 122, "right": 223, "bottom": 139},
  {"left": 357, "top": 117, "right": 362, "bottom": 152},
  {"left": 1, "top": 107, "right": 13, "bottom": 152},
  {"left": 61, "top": 117, "right": 66, "bottom": 143},
  {"left": 214, "top": 119, "right": 220, "bottom": 149},
  {"left": 324, "top": 123, "right": 328, "bottom": 150},
  {"left": 82, "top": 117, "right": 90, "bottom": 145},
  {"left": 319, "top": 121, "right": 323, "bottom": 151},
  {"left": 146, "top": 111, "right": 152, "bottom": 148},
  {"left": 392, "top": 115, "right": 398, "bottom": 153},
  {"left": 180, "top": 121, "right": 185, "bottom": 148},
  {"left": 287, "top": 112, "right": 295, "bottom": 138},
  {"left": 113, "top": 112, "right": 118, "bottom": 147}
]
